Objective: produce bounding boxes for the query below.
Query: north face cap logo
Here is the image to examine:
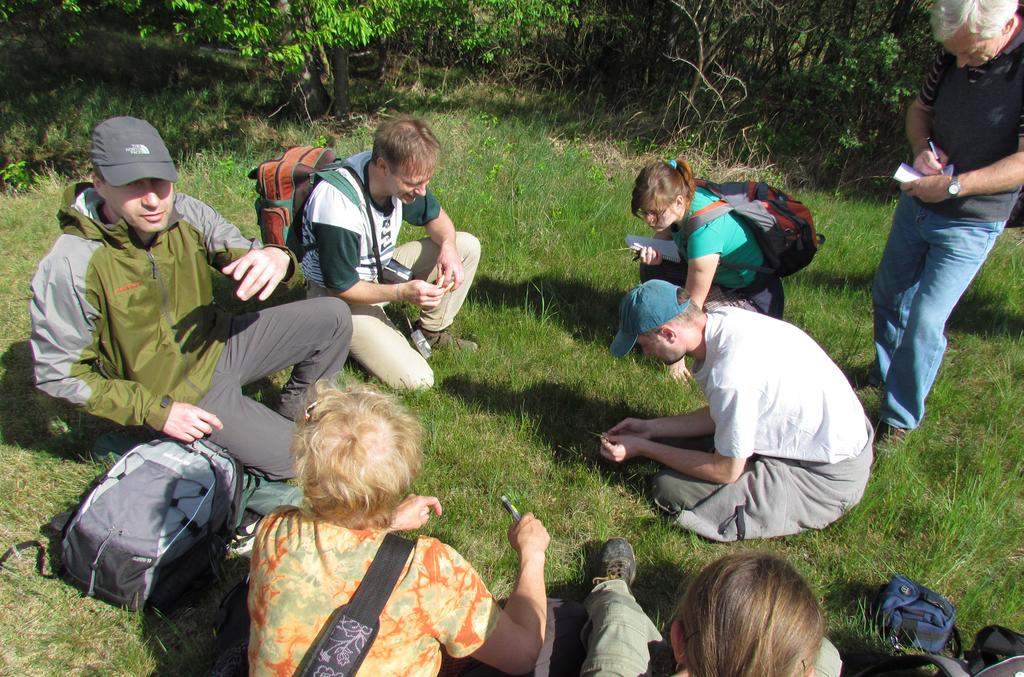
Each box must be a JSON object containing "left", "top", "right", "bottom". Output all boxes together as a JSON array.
[{"left": 125, "top": 144, "right": 151, "bottom": 155}]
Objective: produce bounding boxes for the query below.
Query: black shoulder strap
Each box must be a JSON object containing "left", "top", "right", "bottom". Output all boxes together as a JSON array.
[
  {"left": 342, "top": 533, "right": 415, "bottom": 625},
  {"left": 966, "top": 625, "right": 1024, "bottom": 672},
  {"left": 849, "top": 653, "right": 969, "bottom": 677},
  {"left": 342, "top": 165, "right": 386, "bottom": 284},
  {"left": 296, "top": 533, "right": 415, "bottom": 677}
]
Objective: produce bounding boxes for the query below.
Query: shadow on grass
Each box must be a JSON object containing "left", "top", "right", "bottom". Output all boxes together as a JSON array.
[
  {"left": 796, "top": 269, "right": 875, "bottom": 295},
  {"left": 799, "top": 260, "right": 1024, "bottom": 340},
  {"left": 0, "top": 29, "right": 277, "bottom": 178},
  {"left": 371, "top": 81, "right": 660, "bottom": 147},
  {"left": 948, "top": 286, "right": 1024, "bottom": 338},
  {"left": 826, "top": 578, "right": 895, "bottom": 675},
  {"left": 441, "top": 375, "right": 659, "bottom": 502},
  {"left": 472, "top": 274, "right": 621, "bottom": 344},
  {"left": 0, "top": 26, "right": 685, "bottom": 193},
  {"left": 0, "top": 340, "right": 128, "bottom": 459},
  {"left": 141, "top": 556, "right": 252, "bottom": 676}
]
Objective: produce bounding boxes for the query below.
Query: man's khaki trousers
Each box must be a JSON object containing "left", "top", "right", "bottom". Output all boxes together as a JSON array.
[{"left": 308, "top": 231, "right": 480, "bottom": 389}]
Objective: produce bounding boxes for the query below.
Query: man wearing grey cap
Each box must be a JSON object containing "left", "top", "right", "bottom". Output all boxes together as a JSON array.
[
  {"left": 29, "top": 116, "right": 352, "bottom": 479},
  {"left": 600, "top": 280, "right": 873, "bottom": 541}
]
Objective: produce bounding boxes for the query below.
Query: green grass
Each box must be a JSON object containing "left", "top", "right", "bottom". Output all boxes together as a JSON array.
[{"left": 1, "top": 43, "right": 1023, "bottom": 677}]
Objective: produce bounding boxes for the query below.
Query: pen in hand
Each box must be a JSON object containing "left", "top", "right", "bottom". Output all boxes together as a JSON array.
[{"left": 927, "top": 138, "right": 943, "bottom": 167}]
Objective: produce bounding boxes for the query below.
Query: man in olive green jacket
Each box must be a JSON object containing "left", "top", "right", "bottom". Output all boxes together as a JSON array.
[{"left": 30, "top": 117, "right": 352, "bottom": 478}]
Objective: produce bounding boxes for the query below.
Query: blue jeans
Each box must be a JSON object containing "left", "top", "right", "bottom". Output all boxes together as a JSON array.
[{"left": 872, "top": 194, "right": 1004, "bottom": 430}]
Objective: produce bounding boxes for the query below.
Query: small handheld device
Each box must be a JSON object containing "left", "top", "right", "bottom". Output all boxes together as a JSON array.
[
  {"left": 410, "top": 328, "right": 432, "bottom": 359},
  {"left": 382, "top": 259, "right": 413, "bottom": 284},
  {"left": 500, "top": 495, "right": 521, "bottom": 522}
]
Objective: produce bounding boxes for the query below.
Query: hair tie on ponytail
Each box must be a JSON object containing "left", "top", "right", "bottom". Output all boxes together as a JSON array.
[{"left": 668, "top": 159, "right": 678, "bottom": 169}]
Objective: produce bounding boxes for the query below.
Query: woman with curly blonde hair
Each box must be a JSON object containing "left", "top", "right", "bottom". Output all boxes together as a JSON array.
[{"left": 247, "top": 382, "right": 552, "bottom": 676}]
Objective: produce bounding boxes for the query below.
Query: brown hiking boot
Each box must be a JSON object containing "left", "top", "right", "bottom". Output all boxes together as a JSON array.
[
  {"left": 416, "top": 323, "right": 478, "bottom": 352},
  {"left": 591, "top": 538, "right": 637, "bottom": 588}
]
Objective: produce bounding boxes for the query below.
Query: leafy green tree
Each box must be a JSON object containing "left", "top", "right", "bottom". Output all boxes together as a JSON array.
[
  {"left": 394, "top": 0, "right": 577, "bottom": 68},
  {"left": 167, "top": 0, "right": 400, "bottom": 117},
  {"left": 2, "top": 0, "right": 578, "bottom": 119},
  {"left": 0, "top": 0, "right": 398, "bottom": 117}
]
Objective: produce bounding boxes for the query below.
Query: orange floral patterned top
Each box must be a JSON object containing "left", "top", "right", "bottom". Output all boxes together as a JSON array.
[{"left": 247, "top": 508, "right": 500, "bottom": 676}]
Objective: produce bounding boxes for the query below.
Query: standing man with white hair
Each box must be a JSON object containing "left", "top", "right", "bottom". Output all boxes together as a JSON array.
[{"left": 873, "top": 0, "right": 1024, "bottom": 439}]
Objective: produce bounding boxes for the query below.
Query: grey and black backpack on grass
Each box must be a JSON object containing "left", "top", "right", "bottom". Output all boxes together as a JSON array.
[
  {"left": 60, "top": 438, "right": 242, "bottom": 611},
  {"left": 852, "top": 625, "right": 1024, "bottom": 677}
]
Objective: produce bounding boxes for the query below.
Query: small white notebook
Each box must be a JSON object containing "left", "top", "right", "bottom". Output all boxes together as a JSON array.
[
  {"left": 893, "top": 162, "right": 954, "bottom": 183},
  {"left": 626, "top": 235, "right": 682, "bottom": 263}
]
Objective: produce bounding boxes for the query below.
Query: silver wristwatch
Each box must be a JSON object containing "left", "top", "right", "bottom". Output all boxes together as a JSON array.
[{"left": 947, "top": 175, "right": 961, "bottom": 197}]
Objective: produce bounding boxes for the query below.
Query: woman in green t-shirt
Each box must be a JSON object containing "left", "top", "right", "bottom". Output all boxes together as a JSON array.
[{"left": 630, "top": 157, "right": 784, "bottom": 319}]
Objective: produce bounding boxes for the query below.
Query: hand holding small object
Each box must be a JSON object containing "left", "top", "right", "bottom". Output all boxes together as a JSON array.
[
  {"left": 500, "top": 495, "right": 522, "bottom": 521},
  {"left": 629, "top": 243, "right": 663, "bottom": 265},
  {"left": 599, "top": 433, "right": 641, "bottom": 463},
  {"left": 912, "top": 138, "right": 948, "bottom": 176}
]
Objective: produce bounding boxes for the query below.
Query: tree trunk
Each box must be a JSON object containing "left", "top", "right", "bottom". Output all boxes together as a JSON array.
[
  {"left": 291, "top": 53, "right": 329, "bottom": 119},
  {"left": 331, "top": 47, "right": 350, "bottom": 117},
  {"left": 277, "top": 0, "right": 328, "bottom": 119}
]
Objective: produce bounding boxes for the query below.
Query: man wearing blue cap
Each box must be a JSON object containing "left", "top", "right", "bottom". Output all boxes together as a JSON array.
[
  {"left": 602, "top": 280, "right": 873, "bottom": 541},
  {"left": 30, "top": 116, "right": 352, "bottom": 479}
]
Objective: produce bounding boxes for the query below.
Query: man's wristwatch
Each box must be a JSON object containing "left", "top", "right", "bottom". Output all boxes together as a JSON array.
[{"left": 947, "top": 175, "right": 962, "bottom": 197}]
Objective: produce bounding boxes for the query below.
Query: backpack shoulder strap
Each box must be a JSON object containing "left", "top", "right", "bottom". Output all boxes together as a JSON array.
[
  {"left": 308, "top": 164, "right": 386, "bottom": 283},
  {"left": 849, "top": 654, "right": 969, "bottom": 677},
  {"left": 342, "top": 165, "right": 387, "bottom": 284},
  {"left": 685, "top": 200, "right": 733, "bottom": 231},
  {"left": 0, "top": 541, "right": 53, "bottom": 578},
  {"left": 342, "top": 533, "right": 415, "bottom": 624},
  {"left": 966, "top": 625, "right": 1024, "bottom": 673},
  {"left": 312, "top": 165, "right": 361, "bottom": 205},
  {"left": 296, "top": 533, "right": 415, "bottom": 677},
  {"left": 685, "top": 196, "right": 774, "bottom": 274}
]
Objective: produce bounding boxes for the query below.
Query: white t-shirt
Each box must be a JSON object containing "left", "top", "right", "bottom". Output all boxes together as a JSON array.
[
  {"left": 692, "top": 307, "right": 869, "bottom": 464},
  {"left": 301, "top": 151, "right": 402, "bottom": 289}
]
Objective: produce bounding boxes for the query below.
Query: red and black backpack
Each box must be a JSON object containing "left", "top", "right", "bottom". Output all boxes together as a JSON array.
[{"left": 685, "top": 179, "right": 824, "bottom": 277}]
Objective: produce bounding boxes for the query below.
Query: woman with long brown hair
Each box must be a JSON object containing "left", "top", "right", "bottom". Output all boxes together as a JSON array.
[
  {"left": 579, "top": 543, "right": 841, "bottom": 677},
  {"left": 631, "top": 157, "right": 785, "bottom": 319}
]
